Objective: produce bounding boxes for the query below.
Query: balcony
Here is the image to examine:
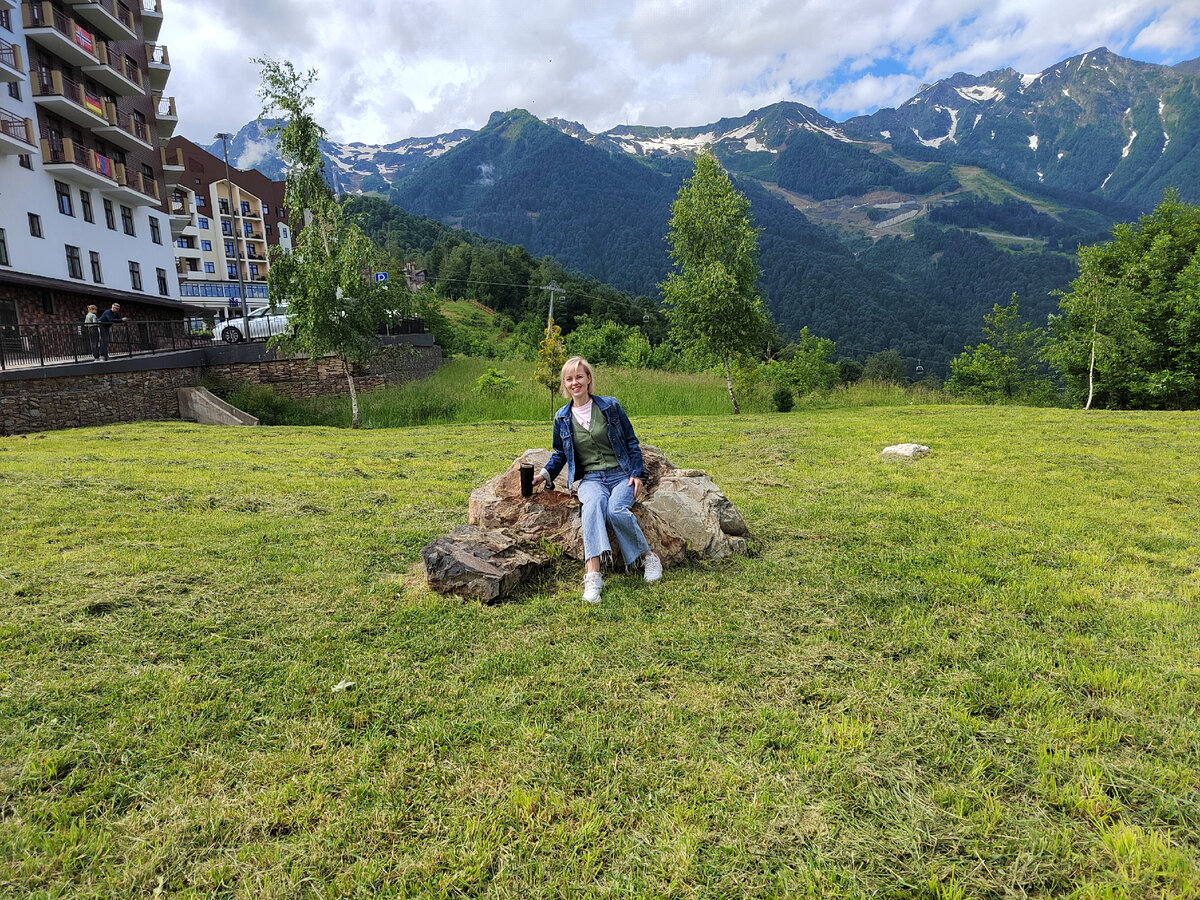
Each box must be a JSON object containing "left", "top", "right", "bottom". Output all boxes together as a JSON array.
[
  {"left": 145, "top": 42, "right": 169, "bottom": 92},
  {"left": 22, "top": 3, "right": 102, "bottom": 69},
  {"left": 81, "top": 40, "right": 143, "bottom": 95},
  {"left": 62, "top": 0, "right": 136, "bottom": 42},
  {"left": 0, "top": 37, "right": 24, "bottom": 82},
  {"left": 32, "top": 70, "right": 109, "bottom": 130},
  {"left": 93, "top": 105, "right": 153, "bottom": 151},
  {"left": 161, "top": 145, "right": 183, "bottom": 184},
  {"left": 154, "top": 94, "right": 176, "bottom": 137},
  {"left": 40, "top": 136, "right": 119, "bottom": 190},
  {"left": 139, "top": 0, "right": 162, "bottom": 41},
  {"left": 168, "top": 191, "right": 191, "bottom": 237},
  {"left": 0, "top": 108, "right": 35, "bottom": 154},
  {"left": 104, "top": 161, "right": 160, "bottom": 206}
]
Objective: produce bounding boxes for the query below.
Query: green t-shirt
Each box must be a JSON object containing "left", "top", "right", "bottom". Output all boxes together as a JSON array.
[{"left": 571, "top": 408, "right": 619, "bottom": 475}]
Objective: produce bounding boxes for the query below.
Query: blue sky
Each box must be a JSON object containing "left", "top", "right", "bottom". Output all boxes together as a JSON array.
[{"left": 160, "top": 0, "right": 1200, "bottom": 147}]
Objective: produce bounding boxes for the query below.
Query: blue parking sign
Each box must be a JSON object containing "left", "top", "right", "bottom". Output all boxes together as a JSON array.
[{"left": 375, "top": 272, "right": 388, "bottom": 283}]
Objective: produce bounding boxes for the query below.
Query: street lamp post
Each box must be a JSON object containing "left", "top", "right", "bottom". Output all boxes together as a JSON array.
[{"left": 215, "top": 132, "right": 251, "bottom": 340}]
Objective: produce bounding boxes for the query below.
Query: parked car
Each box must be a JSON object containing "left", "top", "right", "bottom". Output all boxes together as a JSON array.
[{"left": 212, "top": 306, "right": 291, "bottom": 343}]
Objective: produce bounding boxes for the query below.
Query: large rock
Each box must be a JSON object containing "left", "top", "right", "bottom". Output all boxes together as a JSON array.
[
  {"left": 420, "top": 525, "right": 548, "bottom": 603},
  {"left": 881, "top": 443, "right": 930, "bottom": 459},
  {"left": 423, "top": 445, "right": 750, "bottom": 600}
]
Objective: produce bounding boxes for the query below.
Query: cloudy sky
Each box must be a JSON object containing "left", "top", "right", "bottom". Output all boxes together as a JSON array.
[{"left": 160, "top": 0, "right": 1200, "bottom": 146}]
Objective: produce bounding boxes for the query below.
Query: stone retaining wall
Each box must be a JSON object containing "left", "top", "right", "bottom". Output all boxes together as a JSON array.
[{"left": 0, "top": 343, "right": 443, "bottom": 435}]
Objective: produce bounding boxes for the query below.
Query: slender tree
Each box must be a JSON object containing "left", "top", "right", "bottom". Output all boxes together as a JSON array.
[
  {"left": 532, "top": 317, "right": 567, "bottom": 412},
  {"left": 660, "top": 151, "right": 768, "bottom": 413},
  {"left": 947, "top": 294, "right": 1054, "bottom": 403},
  {"left": 256, "top": 58, "right": 384, "bottom": 428}
]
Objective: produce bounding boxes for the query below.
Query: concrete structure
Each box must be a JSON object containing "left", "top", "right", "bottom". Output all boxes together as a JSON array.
[
  {"left": 165, "top": 136, "right": 292, "bottom": 323},
  {"left": 177, "top": 385, "right": 258, "bottom": 425},
  {"left": 0, "top": 0, "right": 197, "bottom": 329}
]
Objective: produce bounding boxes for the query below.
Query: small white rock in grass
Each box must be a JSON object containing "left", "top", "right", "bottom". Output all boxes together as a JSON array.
[
  {"left": 881, "top": 443, "right": 930, "bottom": 459},
  {"left": 332, "top": 679, "right": 356, "bottom": 693}
]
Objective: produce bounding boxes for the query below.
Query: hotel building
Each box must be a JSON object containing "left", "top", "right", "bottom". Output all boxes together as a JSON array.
[
  {"left": 0, "top": 0, "right": 194, "bottom": 331},
  {"left": 165, "top": 135, "right": 292, "bottom": 322}
]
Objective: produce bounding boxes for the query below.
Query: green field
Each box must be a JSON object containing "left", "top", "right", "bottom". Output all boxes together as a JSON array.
[{"left": 2, "top": 404, "right": 1198, "bottom": 897}]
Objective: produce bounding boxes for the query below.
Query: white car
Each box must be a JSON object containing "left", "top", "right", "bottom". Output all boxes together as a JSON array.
[{"left": 212, "top": 306, "right": 292, "bottom": 343}]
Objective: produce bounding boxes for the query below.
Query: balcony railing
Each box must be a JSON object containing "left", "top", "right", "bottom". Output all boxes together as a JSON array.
[
  {"left": 33, "top": 70, "right": 108, "bottom": 124},
  {"left": 0, "top": 319, "right": 215, "bottom": 370},
  {"left": 156, "top": 94, "right": 176, "bottom": 118},
  {"left": 114, "top": 162, "right": 160, "bottom": 201},
  {"left": 87, "top": 40, "right": 143, "bottom": 92},
  {"left": 40, "top": 136, "right": 116, "bottom": 179},
  {"left": 0, "top": 37, "right": 22, "bottom": 73},
  {"left": 0, "top": 108, "right": 35, "bottom": 147}
]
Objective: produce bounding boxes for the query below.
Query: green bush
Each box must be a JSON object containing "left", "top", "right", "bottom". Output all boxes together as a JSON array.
[{"left": 772, "top": 385, "right": 795, "bottom": 412}]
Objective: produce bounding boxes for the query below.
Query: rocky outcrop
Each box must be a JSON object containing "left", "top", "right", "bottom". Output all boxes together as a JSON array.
[
  {"left": 423, "top": 445, "right": 749, "bottom": 601},
  {"left": 881, "top": 443, "right": 930, "bottom": 459}
]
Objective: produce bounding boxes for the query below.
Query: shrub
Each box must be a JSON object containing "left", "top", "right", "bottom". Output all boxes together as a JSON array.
[
  {"left": 772, "top": 385, "right": 795, "bottom": 412},
  {"left": 475, "top": 367, "right": 518, "bottom": 395}
]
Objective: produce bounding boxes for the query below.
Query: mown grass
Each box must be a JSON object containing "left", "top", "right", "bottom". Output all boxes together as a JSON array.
[{"left": 1, "top": 405, "right": 1198, "bottom": 898}]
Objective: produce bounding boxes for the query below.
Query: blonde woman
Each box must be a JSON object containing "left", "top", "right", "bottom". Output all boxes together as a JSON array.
[{"left": 533, "top": 356, "right": 662, "bottom": 603}]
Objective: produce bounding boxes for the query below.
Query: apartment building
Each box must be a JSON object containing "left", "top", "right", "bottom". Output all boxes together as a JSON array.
[
  {"left": 0, "top": 0, "right": 196, "bottom": 331},
  {"left": 165, "top": 135, "right": 292, "bottom": 322}
]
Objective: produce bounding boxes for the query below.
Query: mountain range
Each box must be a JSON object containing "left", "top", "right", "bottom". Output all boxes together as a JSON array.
[{"left": 202, "top": 48, "right": 1200, "bottom": 369}]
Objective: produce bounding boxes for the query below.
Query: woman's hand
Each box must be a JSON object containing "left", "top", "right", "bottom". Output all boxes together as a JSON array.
[
  {"left": 532, "top": 473, "right": 545, "bottom": 489},
  {"left": 628, "top": 476, "right": 643, "bottom": 500}
]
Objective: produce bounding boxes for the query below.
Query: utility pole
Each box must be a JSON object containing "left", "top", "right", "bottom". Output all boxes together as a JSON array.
[
  {"left": 216, "top": 132, "right": 251, "bottom": 340},
  {"left": 540, "top": 281, "right": 565, "bottom": 334}
]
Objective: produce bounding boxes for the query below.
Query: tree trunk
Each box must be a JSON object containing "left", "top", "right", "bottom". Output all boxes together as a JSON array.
[
  {"left": 723, "top": 354, "right": 740, "bottom": 414},
  {"left": 343, "top": 357, "right": 360, "bottom": 429},
  {"left": 1084, "top": 323, "right": 1097, "bottom": 411}
]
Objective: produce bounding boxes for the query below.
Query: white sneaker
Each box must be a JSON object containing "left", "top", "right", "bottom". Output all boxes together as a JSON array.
[
  {"left": 582, "top": 572, "right": 603, "bottom": 603},
  {"left": 642, "top": 552, "right": 663, "bottom": 583}
]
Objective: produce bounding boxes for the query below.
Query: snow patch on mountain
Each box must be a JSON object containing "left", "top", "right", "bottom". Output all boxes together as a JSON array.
[
  {"left": 1121, "top": 129, "right": 1137, "bottom": 158},
  {"left": 956, "top": 85, "right": 1003, "bottom": 103},
  {"left": 1029, "top": 135, "right": 1039, "bottom": 151},
  {"left": 1020, "top": 73, "right": 1042, "bottom": 90}
]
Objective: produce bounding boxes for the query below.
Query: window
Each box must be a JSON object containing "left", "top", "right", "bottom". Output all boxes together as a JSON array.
[
  {"left": 204, "top": 262, "right": 215, "bottom": 273},
  {"left": 90, "top": 251, "right": 102, "bottom": 283},
  {"left": 224, "top": 240, "right": 234, "bottom": 256},
  {"left": 227, "top": 263, "right": 237, "bottom": 279},
  {"left": 201, "top": 240, "right": 212, "bottom": 251},
  {"left": 7, "top": 81, "right": 19, "bottom": 101},
  {"left": 249, "top": 264, "right": 259, "bottom": 277},
  {"left": 244, "top": 222, "right": 253, "bottom": 237},
  {"left": 265, "top": 223, "right": 272, "bottom": 236},
  {"left": 0, "top": 9, "right": 10, "bottom": 30},
  {"left": 0, "top": 228, "right": 9, "bottom": 266},
  {"left": 18, "top": 153, "right": 32, "bottom": 170},
  {"left": 28, "top": 213, "right": 42, "bottom": 238},
  {"left": 80, "top": 190, "right": 94, "bottom": 223},
  {"left": 103, "top": 199, "right": 116, "bottom": 230},
  {"left": 219, "top": 199, "right": 229, "bottom": 214},
  {"left": 240, "top": 200, "right": 250, "bottom": 215},
  {"left": 197, "top": 216, "right": 208, "bottom": 229},
  {"left": 195, "top": 195, "right": 205, "bottom": 208},
  {"left": 42, "top": 294, "right": 54, "bottom": 315},
  {"left": 221, "top": 220, "right": 232, "bottom": 236},
  {"left": 65, "top": 245, "right": 83, "bottom": 279},
  {"left": 277, "top": 207, "right": 284, "bottom": 217},
  {"left": 149, "top": 217, "right": 161, "bottom": 244},
  {"left": 128, "top": 261, "right": 142, "bottom": 291},
  {"left": 56, "top": 181, "right": 74, "bottom": 216},
  {"left": 156, "top": 267, "right": 169, "bottom": 296},
  {"left": 120, "top": 205, "right": 135, "bottom": 236}
]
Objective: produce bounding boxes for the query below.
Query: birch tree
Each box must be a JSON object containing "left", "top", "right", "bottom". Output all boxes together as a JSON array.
[
  {"left": 660, "top": 151, "right": 768, "bottom": 413},
  {"left": 256, "top": 58, "right": 384, "bottom": 428}
]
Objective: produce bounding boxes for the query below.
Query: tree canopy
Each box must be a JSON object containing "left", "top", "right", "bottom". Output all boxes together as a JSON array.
[
  {"left": 1046, "top": 189, "right": 1200, "bottom": 409},
  {"left": 660, "top": 151, "right": 770, "bottom": 412}
]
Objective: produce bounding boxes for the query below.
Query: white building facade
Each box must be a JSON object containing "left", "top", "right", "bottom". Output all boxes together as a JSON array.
[{"left": 0, "top": 0, "right": 195, "bottom": 331}]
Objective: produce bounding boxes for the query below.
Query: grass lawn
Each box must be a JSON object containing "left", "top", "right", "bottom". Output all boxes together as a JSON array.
[{"left": 1, "top": 405, "right": 1198, "bottom": 898}]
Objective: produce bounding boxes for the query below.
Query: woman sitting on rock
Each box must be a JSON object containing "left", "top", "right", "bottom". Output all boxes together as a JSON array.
[{"left": 533, "top": 356, "right": 662, "bottom": 603}]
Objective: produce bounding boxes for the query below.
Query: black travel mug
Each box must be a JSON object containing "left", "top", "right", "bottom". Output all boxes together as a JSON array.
[{"left": 519, "top": 463, "right": 534, "bottom": 497}]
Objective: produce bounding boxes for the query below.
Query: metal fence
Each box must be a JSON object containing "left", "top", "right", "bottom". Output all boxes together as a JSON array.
[{"left": 0, "top": 317, "right": 427, "bottom": 370}]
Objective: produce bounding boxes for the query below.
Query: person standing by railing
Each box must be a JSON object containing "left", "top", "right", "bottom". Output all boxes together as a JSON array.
[
  {"left": 83, "top": 305, "right": 101, "bottom": 360},
  {"left": 97, "top": 303, "right": 127, "bottom": 360}
]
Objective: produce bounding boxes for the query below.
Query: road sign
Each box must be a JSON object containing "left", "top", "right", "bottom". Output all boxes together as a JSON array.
[{"left": 375, "top": 272, "right": 388, "bottom": 283}]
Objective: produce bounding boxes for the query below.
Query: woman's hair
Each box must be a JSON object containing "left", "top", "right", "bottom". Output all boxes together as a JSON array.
[
  {"left": 560, "top": 356, "right": 594, "bottom": 398},
  {"left": 87, "top": 305, "right": 98, "bottom": 312}
]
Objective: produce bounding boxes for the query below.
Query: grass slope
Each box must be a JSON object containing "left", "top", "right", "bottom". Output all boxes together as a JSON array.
[{"left": 1, "top": 406, "right": 1198, "bottom": 898}]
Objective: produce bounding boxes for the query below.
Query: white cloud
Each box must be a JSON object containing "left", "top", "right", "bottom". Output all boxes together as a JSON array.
[{"left": 160, "top": 0, "right": 1200, "bottom": 144}]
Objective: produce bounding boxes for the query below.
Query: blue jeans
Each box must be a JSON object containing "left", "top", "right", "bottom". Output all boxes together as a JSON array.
[{"left": 577, "top": 467, "right": 650, "bottom": 568}]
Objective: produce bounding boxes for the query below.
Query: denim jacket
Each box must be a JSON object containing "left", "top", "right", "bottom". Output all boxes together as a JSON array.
[{"left": 544, "top": 395, "right": 645, "bottom": 491}]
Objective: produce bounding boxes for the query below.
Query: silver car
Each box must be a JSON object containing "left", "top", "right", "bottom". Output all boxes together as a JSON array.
[{"left": 212, "top": 306, "right": 292, "bottom": 343}]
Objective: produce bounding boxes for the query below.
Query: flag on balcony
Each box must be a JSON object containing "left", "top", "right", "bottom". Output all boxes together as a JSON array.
[
  {"left": 91, "top": 150, "right": 113, "bottom": 178},
  {"left": 74, "top": 26, "right": 94, "bottom": 54},
  {"left": 84, "top": 91, "right": 104, "bottom": 117}
]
